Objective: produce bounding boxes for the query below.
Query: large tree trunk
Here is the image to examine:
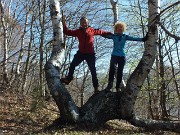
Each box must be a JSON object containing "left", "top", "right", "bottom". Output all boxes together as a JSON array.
[
  {"left": 44, "top": 0, "right": 180, "bottom": 133},
  {"left": 45, "top": 0, "right": 79, "bottom": 122},
  {"left": 0, "top": 2, "right": 9, "bottom": 84}
]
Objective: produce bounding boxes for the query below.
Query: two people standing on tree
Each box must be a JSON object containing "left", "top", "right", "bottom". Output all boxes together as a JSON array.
[
  {"left": 103, "top": 22, "right": 148, "bottom": 92},
  {"left": 61, "top": 15, "right": 148, "bottom": 93},
  {"left": 61, "top": 16, "right": 112, "bottom": 94}
]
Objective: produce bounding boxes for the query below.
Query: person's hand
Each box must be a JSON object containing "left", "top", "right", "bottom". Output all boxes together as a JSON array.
[
  {"left": 62, "top": 15, "right": 66, "bottom": 24},
  {"left": 142, "top": 32, "right": 148, "bottom": 42}
]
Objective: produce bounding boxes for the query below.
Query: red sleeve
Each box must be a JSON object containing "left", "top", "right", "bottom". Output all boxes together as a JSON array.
[
  {"left": 63, "top": 23, "right": 79, "bottom": 37},
  {"left": 93, "top": 28, "right": 112, "bottom": 36}
]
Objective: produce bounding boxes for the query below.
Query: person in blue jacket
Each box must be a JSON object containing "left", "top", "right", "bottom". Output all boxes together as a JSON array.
[{"left": 103, "top": 22, "right": 148, "bottom": 92}]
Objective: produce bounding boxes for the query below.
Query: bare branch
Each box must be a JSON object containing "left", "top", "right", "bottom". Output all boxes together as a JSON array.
[
  {"left": 130, "top": 117, "right": 180, "bottom": 133},
  {"left": 148, "top": 1, "right": 180, "bottom": 27},
  {"left": 156, "top": 21, "right": 180, "bottom": 42},
  {"left": 160, "top": 1, "right": 180, "bottom": 16},
  {"left": 92, "top": 8, "right": 112, "bottom": 21}
]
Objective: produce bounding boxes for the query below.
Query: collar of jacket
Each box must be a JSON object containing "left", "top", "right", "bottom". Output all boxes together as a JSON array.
[
  {"left": 79, "top": 26, "right": 91, "bottom": 30},
  {"left": 114, "top": 33, "right": 124, "bottom": 36}
]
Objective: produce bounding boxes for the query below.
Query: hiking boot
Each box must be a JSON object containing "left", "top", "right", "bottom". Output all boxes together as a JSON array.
[
  {"left": 105, "top": 82, "right": 113, "bottom": 92},
  {"left": 60, "top": 76, "right": 73, "bottom": 85},
  {"left": 94, "top": 87, "right": 99, "bottom": 94}
]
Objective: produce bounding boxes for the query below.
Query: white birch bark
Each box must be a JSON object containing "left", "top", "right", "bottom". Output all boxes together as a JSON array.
[
  {"left": 123, "top": 0, "right": 160, "bottom": 119},
  {"left": 15, "top": 13, "right": 29, "bottom": 76},
  {"left": 45, "top": 0, "right": 79, "bottom": 122},
  {"left": 48, "top": 0, "right": 65, "bottom": 67},
  {"left": 0, "top": 1, "right": 9, "bottom": 84},
  {"left": 126, "top": 0, "right": 159, "bottom": 120}
]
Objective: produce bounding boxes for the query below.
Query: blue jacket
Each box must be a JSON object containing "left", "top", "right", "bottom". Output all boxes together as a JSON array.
[{"left": 104, "top": 33, "right": 144, "bottom": 57}]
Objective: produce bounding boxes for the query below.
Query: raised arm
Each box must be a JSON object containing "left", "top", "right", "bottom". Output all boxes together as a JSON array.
[{"left": 62, "top": 15, "right": 78, "bottom": 37}]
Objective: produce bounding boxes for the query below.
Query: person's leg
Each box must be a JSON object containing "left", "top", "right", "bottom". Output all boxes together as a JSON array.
[
  {"left": 85, "top": 53, "right": 99, "bottom": 93},
  {"left": 116, "top": 56, "right": 125, "bottom": 91},
  {"left": 61, "top": 51, "right": 83, "bottom": 84},
  {"left": 105, "top": 56, "right": 117, "bottom": 91}
]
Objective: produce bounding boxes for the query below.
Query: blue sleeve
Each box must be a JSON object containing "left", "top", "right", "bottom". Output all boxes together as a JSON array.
[
  {"left": 126, "top": 35, "right": 143, "bottom": 41},
  {"left": 102, "top": 34, "right": 114, "bottom": 39}
]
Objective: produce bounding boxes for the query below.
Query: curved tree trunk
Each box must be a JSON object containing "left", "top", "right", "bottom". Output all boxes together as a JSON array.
[
  {"left": 44, "top": 0, "right": 180, "bottom": 133},
  {"left": 45, "top": 0, "right": 79, "bottom": 122}
]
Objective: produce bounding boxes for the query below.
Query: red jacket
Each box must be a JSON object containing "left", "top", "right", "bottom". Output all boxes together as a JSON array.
[{"left": 63, "top": 24, "right": 111, "bottom": 53}]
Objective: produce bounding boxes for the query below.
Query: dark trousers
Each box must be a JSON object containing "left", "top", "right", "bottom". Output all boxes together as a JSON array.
[
  {"left": 108, "top": 55, "right": 125, "bottom": 88},
  {"left": 68, "top": 51, "right": 98, "bottom": 88}
]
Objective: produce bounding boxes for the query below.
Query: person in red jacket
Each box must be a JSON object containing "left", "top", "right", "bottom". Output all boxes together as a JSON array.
[{"left": 61, "top": 16, "right": 111, "bottom": 94}]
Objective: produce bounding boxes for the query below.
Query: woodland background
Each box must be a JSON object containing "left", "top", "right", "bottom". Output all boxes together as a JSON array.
[{"left": 0, "top": 0, "right": 179, "bottom": 134}]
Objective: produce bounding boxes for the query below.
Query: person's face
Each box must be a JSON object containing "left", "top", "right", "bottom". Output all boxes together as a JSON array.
[
  {"left": 80, "top": 18, "right": 88, "bottom": 29},
  {"left": 115, "top": 26, "right": 124, "bottom": 34}
]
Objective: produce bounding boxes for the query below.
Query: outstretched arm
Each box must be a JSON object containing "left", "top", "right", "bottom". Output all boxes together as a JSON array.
[
  {"left": 101, "top": 33, "right": 114, "bottom": 39},
  {"left": 93, "top": 28, "right": 112, "bottom": 37},
  {"left": 126, "top": 33, "right": 148, "bottom": 42}
]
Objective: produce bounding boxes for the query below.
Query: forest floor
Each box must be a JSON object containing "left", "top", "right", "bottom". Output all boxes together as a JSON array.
[{"left": 0, "top": 90, "right": 179, "bottom": 135}]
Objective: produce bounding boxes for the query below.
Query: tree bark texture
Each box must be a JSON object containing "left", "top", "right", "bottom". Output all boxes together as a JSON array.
[
  {"left": 45, "top": 0, "right": 79, "bottom": 122},
  {"left": 0, "top": 1, "right": 9, "bottom": 84}
]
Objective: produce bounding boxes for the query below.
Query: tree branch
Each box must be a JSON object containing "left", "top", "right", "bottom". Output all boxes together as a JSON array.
[
  {"left": 148, "top": 1, "right": 180, "bottom": 28},
  {"left": 156, "top": 21, "right": 180, "bottom": 42},
  {"left": 160, "top": 1, "right": 180, "bottom": 16},
  {"left": 129, "top": 117, "right": 180, "bottom": 133}
]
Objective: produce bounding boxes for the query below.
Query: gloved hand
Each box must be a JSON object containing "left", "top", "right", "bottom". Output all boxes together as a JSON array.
[{"left": 142, "top": 32, "right": 149, "bottom": 42}]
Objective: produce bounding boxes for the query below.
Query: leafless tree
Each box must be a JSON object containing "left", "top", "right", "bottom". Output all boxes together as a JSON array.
[{"left": 44, "top": 0, "right": 180, "bottom": 132}]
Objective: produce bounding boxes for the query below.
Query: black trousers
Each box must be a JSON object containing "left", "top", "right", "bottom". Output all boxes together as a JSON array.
[
  {"left": 68, "top": 51, "right": 98, "bottom": 87},
  {"left": 108, "top": 55, "right": 125, "bottom": 88}
]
